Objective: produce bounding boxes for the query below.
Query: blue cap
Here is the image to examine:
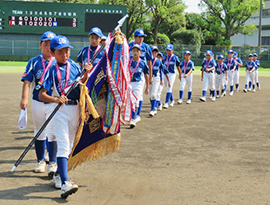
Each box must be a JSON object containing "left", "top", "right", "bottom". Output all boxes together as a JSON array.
[
  {"left": 134, "top": 29, "right": 146, "bottom": 37},
  {"left": 41, "top": 31, "right": 56, "bottom": 42},
  {"left": 227, "top": 49, "right": 234, "bottom": 54},
  {"left": 166, "top": 44, "right": 174, "bottom": 50},
  {"left": 131, "top": 44, "right": 142, "bottom": 51},
  {"left": 151, "top": 46, "right": 159, "bottom": 52},
  {"left": 217, "top": 54, "right": 224, "bottom": 59},
  {"left": 184, "top": 50, "right": 191, "bottom": 55},
  {"left": 157, "top": 52, "right": 163, "bottom": 57},
  {"left": 253, "top": 53, "right": 258, "bottom": 57},
  {"left": 233, "top": 51, "right": 238, "bottom": 57},
  {"left": 50, "top": 35, "right": 73, "bottom": 50},
  {"left": 89, "top": 27, "right": 103, "bottom": 37},
  {"left": 248, "top": 53, "right": 253, "bottom": 57},
  {"left": 205, "top": 50, "right": 213, "bottom": 55}
]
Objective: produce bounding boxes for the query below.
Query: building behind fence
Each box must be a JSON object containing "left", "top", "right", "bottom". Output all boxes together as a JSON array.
[{"left": 1, "top": 39, "right": 270, "bottom": 67}]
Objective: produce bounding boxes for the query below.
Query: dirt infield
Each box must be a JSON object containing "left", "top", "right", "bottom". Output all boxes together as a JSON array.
[{"left": 0, "top": 73, "right": 270, "bottom": 205}]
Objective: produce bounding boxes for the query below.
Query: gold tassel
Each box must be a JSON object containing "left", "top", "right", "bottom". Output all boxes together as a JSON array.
[
  {"left": 68, "top": 133, "right": 121, "bottom": 171},
  {"left": 70, "top": 79, "right": 99, "bottom": 165}
]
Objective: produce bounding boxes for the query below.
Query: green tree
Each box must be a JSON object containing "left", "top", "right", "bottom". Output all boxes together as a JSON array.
[
  {"left": 171, "top": 29, "right": 203, "bottom": 45},
  {"left": 50, "top": 0, "right": 98, "bottom": 3},
  {"left": 99, "top": 0, "right": 149, "bottom": 39},
  {"left": 194, "top": 12, "right": 223, "bottom": 45},
  {"left": 185, "top": 13, "right": 201, "bottom": 30},
  {"left": 146, "top": 0, "right": 186, "bottom": 44},
  {"left": 199, "top": 0, "right": 261, "bottom": 45}
]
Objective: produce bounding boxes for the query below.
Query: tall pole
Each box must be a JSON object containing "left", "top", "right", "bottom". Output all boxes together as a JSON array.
[{"left": 258, "top": 0, "right": 263, "bottom": 55}]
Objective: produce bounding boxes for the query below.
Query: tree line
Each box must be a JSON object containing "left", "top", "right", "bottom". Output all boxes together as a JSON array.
[{"left": 35, "top": 0, "right": 262, "bottom": 46}]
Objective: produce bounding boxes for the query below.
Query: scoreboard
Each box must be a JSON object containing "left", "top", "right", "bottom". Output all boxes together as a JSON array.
[{"left": 0, "top": 1, "right": 127, "bottom": 36}]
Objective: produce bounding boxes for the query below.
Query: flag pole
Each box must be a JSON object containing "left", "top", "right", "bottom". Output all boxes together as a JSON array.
[{"left": 11, "top": 14, "right": 128, "bottom": 172}]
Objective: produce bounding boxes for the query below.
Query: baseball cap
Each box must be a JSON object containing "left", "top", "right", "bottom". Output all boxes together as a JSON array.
[
  {"left": 131, "top": 44, "right": 142, "bottom": 51},
  {"left": 217, "top": 54, "right": 224, "bottom": 59},
  {"left": 157, "top": 52, "right": 163, "bottom": 57},
  {"left": 89, "top": 27, "right": 103, "bottom": 37},
  {"left": 253, "top": 53, "right": 258, "bottom": 57},
  {"left": 134, "top": 29, "right": 146, "bottom": 37},
  {"left": 50, "top": 35, "right": 73, "bottom": 50},
  {"left": 227, "top": 49, "right": 234, "bottom": 54},
  {"left": 151, "top": 46, "right": 159, "bottom": 52},
  {"left": 184, "top": 50, "right": 191, "bottom": 55},
  {"left": 205, "top": 50, "right": 213, "bottom": 55},
  {"left": 166, "top": 44, "right": 174, "bottom": 50},
  {"left": 248, "top": 53, "right": 253, "bottom": 57},
  {"left": 18, "top": 108, "right": 27, "bottom": 130},
  {"left": 233, "top": 51, "right": 238, "bottom": 57},
  {"left": 41, "top": 31, "right": 56, "bottom": 42}
]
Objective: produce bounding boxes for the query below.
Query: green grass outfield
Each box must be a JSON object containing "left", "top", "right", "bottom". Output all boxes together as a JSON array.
[{"left": 1, "top": 61, "right": 270, "bottom": 76}]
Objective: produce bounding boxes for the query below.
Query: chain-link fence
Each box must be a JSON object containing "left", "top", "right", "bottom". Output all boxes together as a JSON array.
[
  {"left": 157, "top": 44, "right": 270, "bottom": 62},
  {"left": 1, "top": 39, "right": 270, "bottom": 66}
]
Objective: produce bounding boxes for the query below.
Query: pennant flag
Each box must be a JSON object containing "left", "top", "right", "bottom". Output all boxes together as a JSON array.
[{"left": 68, "top": 30, "right": 136, "bottom": 171}]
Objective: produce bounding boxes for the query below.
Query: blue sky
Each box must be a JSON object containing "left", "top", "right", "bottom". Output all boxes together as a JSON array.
[{"left": 184, "top": 0, "right": 201, "bottom": 13}]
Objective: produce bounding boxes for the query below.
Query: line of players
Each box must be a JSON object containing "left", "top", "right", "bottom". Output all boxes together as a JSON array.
[
  {"left": 19, "top": 27, "right": 261, "bottom": 198},
  {"left": 128, "top": 29, "right": 261, "bottom": 128}
]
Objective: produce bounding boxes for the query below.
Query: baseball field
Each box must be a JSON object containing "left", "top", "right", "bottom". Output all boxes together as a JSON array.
[{"left": 0, "top": 62, "right": 270, "bottom": 204}]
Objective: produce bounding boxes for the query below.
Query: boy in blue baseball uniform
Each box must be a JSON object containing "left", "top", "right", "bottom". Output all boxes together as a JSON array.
[
  {"left": 77, "top": 27, "right": 105, "bottom": 71},
  {"left": 129, "top": 44, "right": 149, "bottom": 128},
  {"left": 224, "top": 49, "right": 237, "bottom": 96},
  {"left": 233, "top": 51, "right": 243, "bottom": 92},
  {"left": 39, "top": 35, "right": 92, "bottom": 198},
  {"left": 253, "top": 53, "right": 260, "bottom": 90},
  {"left": 215, "top": 55, "right": 228, "bottom": 98},
  {"left": 178, "top": 50, "right": 194, "bottom": 104},
  {"left": 20, "top": 31, "right": 57, "bottom": 176},
  {"left": 243, "top": 53, "right": 256, "bottom": 93},
  {"left": 200, "top": 50, "right": 216, "bottom": 102},
  {"left": 162, "top": 43, "right": 181, "bottom": 108},
  {"left": 129, "top": 29, "right": 153, "bottom": 122},
  {"left": 156, "top": 51, "right": 169, "bottom": 111},
  {"left": 149, "top": 46, "right": 170, "bottom": 116}
]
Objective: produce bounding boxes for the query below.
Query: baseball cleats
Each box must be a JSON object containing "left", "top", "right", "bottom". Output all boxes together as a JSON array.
[
  {"left": 200, "top": 97, "right": 206, "bottom": 102},
  {"left": 236, "top": 88, "right": 239, "bottom": 92},
  {"left": 54, "top": 174, "right": 62, "bottom": 189},
  {"left": 130, "top": 120, "right": 136, "bottom": 128},
  {"left": 252, "top": 89, "right": 256, "bottom": 93},
  {"left": 35, "top": 160, "right": 46, "bottom": 173},
  {"left": 157, "top": 105, "right": 162, "bottom": 111},
  {"left": 247, "top": 88, "right": 251, "bottom": 92},
  {"left": 211, "top": 97, "right": 216, "bottom": 102},
  {"left": 163, "top": 103, "right": 169, "bottom": 109},
  {"left": 243, "top": 89, "right": 247, "bottom": 93},
  {"left": 177, "top": 99, "right": 183, "bottom": 104},
  {"left": 258, "top": 86, "right": 261, "bottom": 91},
  {"left": 216, "top": 95, "right": 220, "bottom": 98},
  {"left": 169, "top": 101, "right": 174, "bottom": 107},
  {"left": 60, "top": 181, "right": 78, "bottom": 199},
  {"left": 149, "top": 111, "right": 155, "bottom": 117},
  {"left": 48, "top": 162, "right": 57, "bottom": 178},
  {"left": 229, "top": 91, "right": 233, "bottom": 96},
  {"left": 186, "top": 99, "right": 191, "bottom": 104}
]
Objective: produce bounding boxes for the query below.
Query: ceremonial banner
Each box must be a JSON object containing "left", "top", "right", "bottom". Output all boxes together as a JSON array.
[
  {"left": 68, "top": 30, "right": 135, "bottom": 170},
  {"left": 103, "top": 31, "right": 136, "bottom": 134}
]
